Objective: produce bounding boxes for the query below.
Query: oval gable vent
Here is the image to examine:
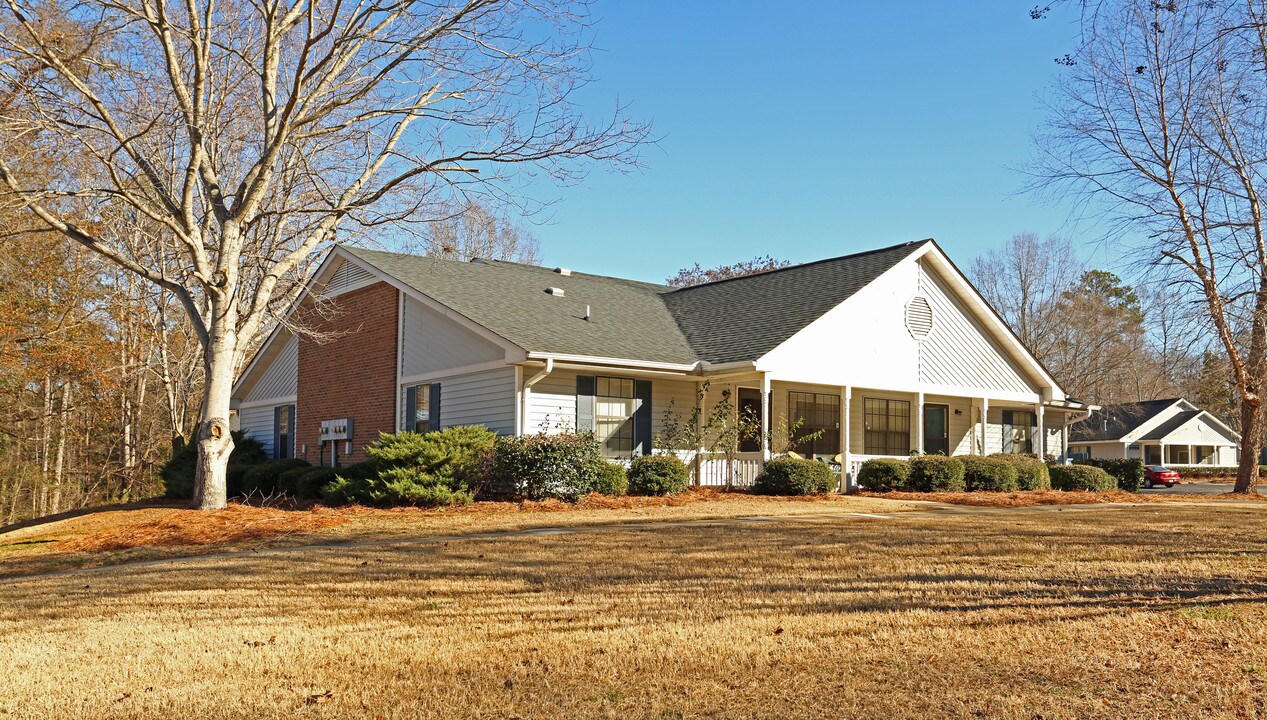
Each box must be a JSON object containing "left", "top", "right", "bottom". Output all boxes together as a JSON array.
[{"left": 905, "top": 296, "right": 933, "bottom": 339}]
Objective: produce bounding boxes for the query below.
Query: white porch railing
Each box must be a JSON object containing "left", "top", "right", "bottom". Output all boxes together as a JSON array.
[{"left": 694, "top": 451, "right": 765, "bottom": 488}]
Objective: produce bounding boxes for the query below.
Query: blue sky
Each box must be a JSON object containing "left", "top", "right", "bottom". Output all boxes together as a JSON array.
[{"left": 520, "top": 1, "right": 1109, "bottom": 283}]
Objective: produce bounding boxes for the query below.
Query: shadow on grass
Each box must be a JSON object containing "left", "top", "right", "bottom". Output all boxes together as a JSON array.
[{"left": 5, "top": 506, "right": 1267, "bottom": 639}]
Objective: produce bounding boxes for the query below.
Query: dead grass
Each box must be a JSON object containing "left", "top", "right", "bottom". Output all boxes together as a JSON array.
[
  {"left": 860, "top": 489, "right": 1267, "bottom": 507},
  {"left": 2, "top": 503, "right": 1266, "bottom": 719},
  {"left": 0, "top": 490, "right": 918, "bottom": 578}
]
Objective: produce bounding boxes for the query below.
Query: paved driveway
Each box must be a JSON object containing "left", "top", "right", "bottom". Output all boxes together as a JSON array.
[{"left": 1140, "top": 481, "right": 1265, "bottom": 495}]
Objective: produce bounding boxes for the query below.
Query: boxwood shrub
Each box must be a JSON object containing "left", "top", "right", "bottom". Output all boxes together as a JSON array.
[
  {"left": 1049, "top": 464, "right": 1116, "bottom": 492},
  {"left": 242, "top": 458, "right": 311, "bottom": 495},
  {"left": 990, "top": 453, "right": 1051, "bottom": 491},
  {"left": 909, "top": 455, "right": 966, "bottom": 492},
  {"left": 753, "top": 456, "right": 833, "bottom": 496},
  {"left": 592, "top": 462, "right": 629, "bottom": 496},
  {"left": 1074, "top": 458, "right": 1143, "bottom": 492},
  {"left": 490, "top": 432, "right": 604, "bottom": 501},
  {"left": 278, "top": 465, "right": 339, "bottom": 499},
  {"left": 960, "top": 455, "right": 1019, "bottom": 492},
  {"left": 857, "top": 458, "right": 910, "bottom": 492},
  {"left": 627, "top": 455, "right": 691, "bottom": 496}
]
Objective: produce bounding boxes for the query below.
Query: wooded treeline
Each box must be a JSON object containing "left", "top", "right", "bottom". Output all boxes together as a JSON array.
[{"left": 970, "top": 232, "right": 1237, "bottom": 423}]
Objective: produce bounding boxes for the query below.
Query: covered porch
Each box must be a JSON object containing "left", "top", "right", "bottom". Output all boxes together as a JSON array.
[{"left": 691, "top": 372, "right": 1089, "bottom": 489}]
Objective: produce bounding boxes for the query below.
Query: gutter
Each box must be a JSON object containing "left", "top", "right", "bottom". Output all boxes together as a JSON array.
[{"left": 520, "top": 358, "right": 554, "bottom": 435}]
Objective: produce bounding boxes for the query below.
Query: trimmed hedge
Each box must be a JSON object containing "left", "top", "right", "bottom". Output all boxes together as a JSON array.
[
  {"left": 1074, "top": 458, "right": 1143, "bottom": 492},
  {"left": 857, "top": 458, "right": 910, "bottom": 492},
  {"left": 990, "top": 453, "right": 1051, "bottom": 491},
  {"left": 278, "top": 465, "right": 339, "bottom": 499},
  {"left": 160, "top": 431, "right": 268, "bottom": 499},
  {"left": 627, "top": 455, "right": 691, "bottom": 496},
  {"left": 960, "top": 455, "right": 1019, "bottom": 492},
  {"left": 491, "top": 432, "right": 605, "bottom": 501},
  {"left": 1049, "top": 464, "right": 1116, "bottom": 492},
  {"left": 592, "top": 462, "right": 629, "bottom": 496},
  {"left": 242, "top": 458, "right": 311, "bottom": 495},
  {"left": 1166, "top": 465, "right": 1267, "bottom": 480},
  {"left": 909, "top": 455, "right": 966, "bottom": 492},
  {"left": 753, "top": 456, "right": 833, "bottom": 496}
]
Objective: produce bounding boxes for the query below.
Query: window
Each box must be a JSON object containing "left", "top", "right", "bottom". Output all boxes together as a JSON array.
[
  {"left": 596, "top": 376, "right": 636, "bottom": 456},
  {"left": 1008, "top": 411, "right": 1035, "bottom": 454},
  {"left": 1195, "top": 445, "right": 1214, "bottom": 465},
  {"left": 864, "top": 398, "right": 910, "bottom": 456},
  {"left": 788, "top": 391, "right": 839, "bottom": 457},
  {"left": 407, "top": 383, "right": 440, "bottom": 433},
  {"left": 274, "top": 404, "right": 294, "bottom": 459}
]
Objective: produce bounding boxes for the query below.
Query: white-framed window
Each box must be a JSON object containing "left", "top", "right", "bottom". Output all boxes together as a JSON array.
[
  {"left": 596, "top": 376, "right": 636, "bottom": 456},
  {"left": 406, "top": 383, "right": 439, "bottom": 434}
]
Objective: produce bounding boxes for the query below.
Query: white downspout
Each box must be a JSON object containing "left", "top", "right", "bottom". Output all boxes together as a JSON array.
[{"left": 521, "top": 358, "right": 554, "bottom": 436}]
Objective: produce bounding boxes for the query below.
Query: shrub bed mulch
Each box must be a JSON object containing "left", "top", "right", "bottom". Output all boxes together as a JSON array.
[
  {"left": 54, "top": 504, "right": 349, "bottom": 553},
  {"left": 859, "top": 489, "right": 1267, "bottom": 508},
  {"left": 43, "top": 489, "right": 851, "bottom": 555}
]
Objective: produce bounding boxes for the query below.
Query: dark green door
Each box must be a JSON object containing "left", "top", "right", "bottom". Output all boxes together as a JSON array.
[{"left": 923, "top": 405, "right": 950, "bottom": 456}]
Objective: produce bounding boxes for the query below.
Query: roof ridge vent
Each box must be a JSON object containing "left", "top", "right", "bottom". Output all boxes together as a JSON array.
[
  {"left": 554, "top": 267, "right": 572, "bottom": 276},
  {"left": 545, "top": 286, "right": 565, "bottom": 297}
]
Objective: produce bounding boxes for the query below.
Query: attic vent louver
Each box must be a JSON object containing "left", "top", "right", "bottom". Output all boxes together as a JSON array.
[
  {"left": 554, "top": 267, "right": 572, "bottom": 276},
  {"left": 545, "top": 287, "right": 565, "bottom": 297},
  {"left": 905, "top": 296, "right": 933, "bottom": 339}
]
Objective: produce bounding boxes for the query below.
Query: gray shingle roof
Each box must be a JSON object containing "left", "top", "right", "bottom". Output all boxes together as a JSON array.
[
  {"left": 662, "top": 241, "right": 928, "bottom": 364},
  {"left": 1137, "top": 410, "right": 1202, "bottom": 441},
  {"left": 341, "top": 240, "right": 928, "bottom": 367},
  {"left": 1069, "top": 399, "right": 1181, "bottom": 442},
  {"left": 342, "top": 248, "right": 698, "bottom": 365}
]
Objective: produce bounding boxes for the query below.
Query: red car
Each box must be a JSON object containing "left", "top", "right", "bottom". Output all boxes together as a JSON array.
[{"left": 1143, "top": 465, "right": 1180, "bottom": 489}]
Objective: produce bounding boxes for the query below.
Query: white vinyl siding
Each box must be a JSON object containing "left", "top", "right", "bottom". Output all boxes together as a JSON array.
[
  {"left": 399, "top": 367, "right": 517, "bottom": 435},
  {"left": 243, "top": 335, "right": 298, "bottom": 403},
  {"left": 239, "top": 404, "right": 277, "bottom": 458},
  {"left": 918, "top": 262, "right": 1033, "bottom": 395},
  {"left": 526, "top": 368, "right": 697, "bottom": 441},
  {"left": 401, "top": 296, "right": 504, "bottom": 376}
]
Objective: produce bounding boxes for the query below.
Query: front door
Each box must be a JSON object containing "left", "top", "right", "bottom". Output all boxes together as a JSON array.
[{"left": 923, "top": 405, "right": 950, "bottom": 456}]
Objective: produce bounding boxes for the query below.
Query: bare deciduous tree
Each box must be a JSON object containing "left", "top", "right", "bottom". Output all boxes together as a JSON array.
[
  {"left": 1036, "top": 0, "right": 1267, "bottom": 491},
  {"left": 970, "top": 232, "right": 1083, "bottom": 362},
  {"left": 667, "top": 255, "right": 790, "bottom": 288},
  {"left": 420, "top": 200, "right": 542, "bottom": 264},
  {"left": 0, "top": 0, "right": 648, "bottom": 509}
]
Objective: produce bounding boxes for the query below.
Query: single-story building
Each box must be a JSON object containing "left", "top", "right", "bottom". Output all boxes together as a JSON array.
[
  {"left": 1067, "top": 398, "right": 1239, "bottom": 466},
  {"left": 230, "top": 238, "right": 1094, "bottom": 486}
]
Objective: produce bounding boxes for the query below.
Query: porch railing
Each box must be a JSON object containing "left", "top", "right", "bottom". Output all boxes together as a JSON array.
[{"left": 693, "top": 451, "right": 765, "bottom": 488}]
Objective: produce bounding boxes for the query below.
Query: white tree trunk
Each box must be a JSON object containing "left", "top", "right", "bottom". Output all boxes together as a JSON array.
[{"left": 192, "top": 318, "right": 237, "bottom": 510}]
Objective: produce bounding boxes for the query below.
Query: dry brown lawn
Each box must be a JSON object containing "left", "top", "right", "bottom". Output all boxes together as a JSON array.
[
  {"left": 2, "top": 502, "right": 1267, "bottom": 719},
  {"left": 0, "top": 491, "right": 918, "bottom": 578},
  {"left": 861, "top": 489, "right": 1267, "bottom": 507}
]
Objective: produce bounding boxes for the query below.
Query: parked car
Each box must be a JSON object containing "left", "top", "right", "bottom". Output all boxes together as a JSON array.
[{"left": 1143, "top": 465, "right": 1180, "bottom": 489}]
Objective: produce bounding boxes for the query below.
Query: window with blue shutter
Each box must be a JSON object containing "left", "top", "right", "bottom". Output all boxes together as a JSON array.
[{"left": 405, "top": 383, "right": 440, "bottom": 433}]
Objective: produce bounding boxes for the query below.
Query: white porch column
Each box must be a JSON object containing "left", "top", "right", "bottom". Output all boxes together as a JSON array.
[
  {"left": 840, "top": 386, "right": 852, "bottom": 491},
  {"left": 1061, "top": 423, "right": 1069, "bottom": 464},
  {"left": 1160, "top": 442, "right": 1167, "bottom": 464},
  {"left": 760, "top": 373, "right": 771, "bottom": 462},
  {"left": 693, "top": 380, "right": 706, "bottom": 486},
  {"left": 916, "top": 392, "right": 925, "bottom": 454},
  {"left": 1036, "top": 403, "right": 1045, "bottom": 459},
  {"left": 1188, "top": 444, "right": 1194, "bottom": 465},
  {"left": 980, "top": 398, "right": 990, "bottom": 455}
]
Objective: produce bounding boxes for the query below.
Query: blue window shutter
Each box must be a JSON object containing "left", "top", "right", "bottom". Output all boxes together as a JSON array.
[
  {"left": 1001, "top": 410, "right": 1014, "bottom": 454},
  {"left": 430, "top": 383, "right": 442, "bottom": 431},
  {"left": 576, "top": 376, "right": 596, "bottom": 433},
  {"left": 634, "top": 380, "right": 653, "bottom": 456},
  {"left": 405, "top": 386, "right": 417, "bottom": 432},
  {"left": 273, "top": 405, "right": 282, "bottom": 460},
  {"left": 285, "top": 404, "right": 295, "bottom": 458}
]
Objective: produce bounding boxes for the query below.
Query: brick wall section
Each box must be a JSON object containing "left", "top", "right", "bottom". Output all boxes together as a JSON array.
[{"left": 295, "top": 282, "right": 398, "bottom": 466}]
